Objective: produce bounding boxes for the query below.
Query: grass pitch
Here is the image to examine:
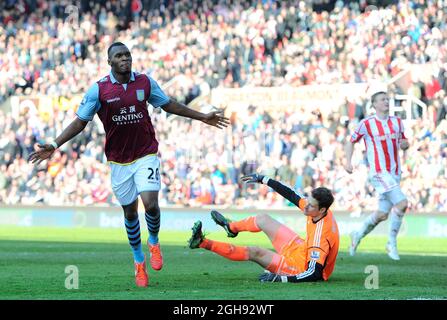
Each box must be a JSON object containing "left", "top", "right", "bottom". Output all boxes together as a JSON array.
[{"left": 0, "top": 226, "right": 446, "bottom": 300}]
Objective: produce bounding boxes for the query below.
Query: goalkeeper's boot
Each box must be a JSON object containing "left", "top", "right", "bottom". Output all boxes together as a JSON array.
[
  {"left": 349, "top": 231, "right": 360, "bottom": 256},
  {"left": 386, "top": 242, "right": 400, "bottom": 261},
  {"left": 188, "top": 221, "right": 205, "bottom": 249},
  {"left": 148, "top": 242, "right": 163, "bottom": 271},
  {"left": 210, "top": 210, "right": 238, "bottom": 238},
  {"left": 134, "top": 258, "right": 149, "bottom": 287}
]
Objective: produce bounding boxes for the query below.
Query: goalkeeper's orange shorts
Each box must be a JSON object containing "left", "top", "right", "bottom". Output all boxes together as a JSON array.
[{"left": 266, "top": 225, "right": 307, "bottom": 275}]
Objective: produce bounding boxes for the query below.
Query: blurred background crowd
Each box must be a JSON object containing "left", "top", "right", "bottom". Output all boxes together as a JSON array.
[{"left": 1, "top": 0, "right": 447, "bottom": 212}]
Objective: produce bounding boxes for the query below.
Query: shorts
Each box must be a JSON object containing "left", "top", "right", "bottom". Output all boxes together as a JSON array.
[
  {"left": 110, "top": 154, "right": 161, "bottom": 206},
  {"left": 266, "top": 225, "right": 307, "bottom": 276},
  {"left": 369, "top": 172, "right": 400, "bottom": 195},
  {"left": 378, "top": 187, "right": 407, "bottom": 213},
  {"left": 369, "top": 172, "right": 407, "bottom": 213}
]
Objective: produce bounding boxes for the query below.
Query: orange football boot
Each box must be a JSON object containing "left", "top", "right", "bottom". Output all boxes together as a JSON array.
[
  {"left": 134, "top": 258, "right": 148, "bottom": 287},
  {"left": 148, "top": 242, "right": 163, "bottom": 271}
]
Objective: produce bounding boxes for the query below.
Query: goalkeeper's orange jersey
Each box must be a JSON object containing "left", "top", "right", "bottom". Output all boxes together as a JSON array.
[{"left": 298, "top": 198, "right": 340, "bottom": 280}]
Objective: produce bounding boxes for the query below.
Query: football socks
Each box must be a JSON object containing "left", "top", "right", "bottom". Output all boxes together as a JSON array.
[
  {"left": 229, "top": 216, "right": 261, "bottom": 233},
  {"left": 145, "top": 209, "right": 160, "bottom": 245},
  {"left": 125, "top": 217, "right": 145, "bottom": 263},
  {"left": 200, "top": 239, "right": 249, "bottom": 261}
]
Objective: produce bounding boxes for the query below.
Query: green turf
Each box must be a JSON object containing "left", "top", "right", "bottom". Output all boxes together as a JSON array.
[{"left": 0, "top": 226, "right": 446, "bottom": 300}]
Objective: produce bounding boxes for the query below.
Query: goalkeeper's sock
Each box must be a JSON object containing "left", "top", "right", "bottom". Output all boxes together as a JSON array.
[
  {"left": 389, "top": 207, "right": 405, "bottom": 246},
  {"left": 200, "top": 239, "right": 249, "bottom": 261},
  {"left": 145, "top": 210, "right": 160, "bottom": 245},
  {"left": 229, "top": 216, "right": 261, "bottom": 233},
  {"left": 125, "top": 217, "right": 145, "bottom": 263}
]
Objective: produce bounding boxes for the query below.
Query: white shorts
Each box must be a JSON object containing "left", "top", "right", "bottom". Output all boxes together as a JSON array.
[
  {"left": 110, "top": 154, "right": 161, "bottom": 206},
  {"left": 369, "top": 172, "right": 400, "bottom": 195},
  {"left": 369, "top": 172, "right": 407, "bottom": 213},
  {"left": 378, "top": 188, "right": 407, "bottom": 213}
]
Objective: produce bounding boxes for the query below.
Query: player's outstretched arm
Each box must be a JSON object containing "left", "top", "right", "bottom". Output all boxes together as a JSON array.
[
  {"left": 28, "top": 118, "right": 88, "bottom": 165},
  {"left": 160, "top": 99, "right": 230, "bottom": 129},
  {"left": 241, "top": 174, "right": 301, "bottom": 207},
  {"left": 259, "top": 261, "right": 324, "bottom": 283}
]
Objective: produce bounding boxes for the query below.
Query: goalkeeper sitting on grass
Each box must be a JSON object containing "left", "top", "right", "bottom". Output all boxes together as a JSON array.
[{"left": 188, "top": 173, "right": 340, "bottom": 283}]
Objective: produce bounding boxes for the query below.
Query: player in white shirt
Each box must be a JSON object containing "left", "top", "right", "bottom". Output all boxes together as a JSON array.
[{"left": 344, "top": 90, "right": 410, "bottom": 260}]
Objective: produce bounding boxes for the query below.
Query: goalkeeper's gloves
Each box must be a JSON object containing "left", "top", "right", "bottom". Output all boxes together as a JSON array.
[
  {"left": 259, "top": 271, "right": 284, "bottom": 283},
  {"left": 241, "top": 173, "right": 268, "bottom": 184}
]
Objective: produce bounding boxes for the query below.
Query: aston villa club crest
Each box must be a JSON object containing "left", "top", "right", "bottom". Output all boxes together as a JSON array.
[{"left": 136, "top": 89, "right": 145, "bottom": 101}]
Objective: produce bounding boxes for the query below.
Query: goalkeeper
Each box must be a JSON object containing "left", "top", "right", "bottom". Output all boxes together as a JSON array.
[{"left": 188, "top": 173, "right": 339, "bottom": 283}]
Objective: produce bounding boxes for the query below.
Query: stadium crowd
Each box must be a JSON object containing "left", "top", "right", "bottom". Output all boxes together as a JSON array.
[{"left": 0, "top": 0, "right": 447, "bottom": 212}]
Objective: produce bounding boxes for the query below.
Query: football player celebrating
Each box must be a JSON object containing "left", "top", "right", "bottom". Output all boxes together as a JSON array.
[{"left": 29, "top": 42, "right": 230, "bottom": 287}]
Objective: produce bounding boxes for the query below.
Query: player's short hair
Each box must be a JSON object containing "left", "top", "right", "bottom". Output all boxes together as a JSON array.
[
  {"left": 108, "top": 42, "right": 127, "bottom": 58},
  {"left": 312, "top": 187, "right": 334, "bottom": 212},
  {"left": 371, "top": 91, "right": 387, "bottom": 104}
]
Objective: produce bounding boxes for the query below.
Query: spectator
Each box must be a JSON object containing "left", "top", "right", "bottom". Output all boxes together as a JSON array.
[{"left": 1, "top": 0, "right": 447, "bottom": 212}]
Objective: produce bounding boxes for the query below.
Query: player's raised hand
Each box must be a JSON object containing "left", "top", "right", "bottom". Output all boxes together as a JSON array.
[
  {"left": 259, "top": 271, "right": 282, "bottom": 283},
  {"left": 28, "top": 143, "right": 56, "bottom": 165},
  {"left": 241, "top": 173, "right": 265, "bottom": 184},
  {"left": 201, "top": 110, "right": 230, "bottom": 129}
]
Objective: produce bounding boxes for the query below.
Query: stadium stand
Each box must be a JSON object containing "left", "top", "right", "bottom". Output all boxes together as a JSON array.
[{"left": 0, "top": 0, "right": 446, "bottom": 212}]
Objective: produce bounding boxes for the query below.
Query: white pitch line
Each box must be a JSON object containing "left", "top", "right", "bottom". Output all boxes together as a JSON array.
[{"left": 346, "top": 251, "right": 447, "bottom": 257}]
